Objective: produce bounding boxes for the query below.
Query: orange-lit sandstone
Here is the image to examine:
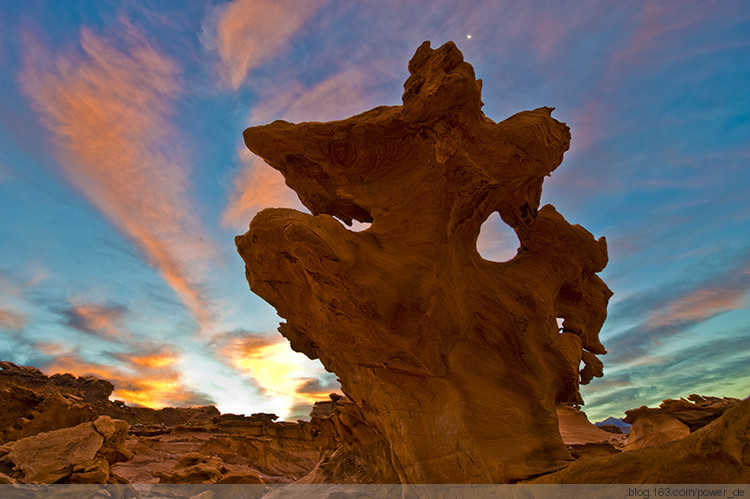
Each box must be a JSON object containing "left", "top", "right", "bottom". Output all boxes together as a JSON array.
[
  {"left": 236, "top": 41, "right": 612, "bottom": 483},
  {"left": 1, "top": 361, "right": 748, "bottom": 483}
]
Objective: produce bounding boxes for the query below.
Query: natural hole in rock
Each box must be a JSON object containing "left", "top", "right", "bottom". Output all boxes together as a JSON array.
[
  {"left": 556, "top": 317, "right": 565, "bottom": 332},
  {"left": 476, "top": 213, "right": 520, "bottom": 262},
  {"left": 349, "top": 220, "right": 372, "bottom": 232},
  {"left": 333, "top": 216, "right": 372, "bottom": 232}
]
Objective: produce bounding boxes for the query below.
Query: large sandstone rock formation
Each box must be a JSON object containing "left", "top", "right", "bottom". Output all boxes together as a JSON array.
[{"left": 235, "top": 40, "right": 612, "bottom": 483}]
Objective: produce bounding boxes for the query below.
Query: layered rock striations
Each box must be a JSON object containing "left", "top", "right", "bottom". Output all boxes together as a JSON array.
[{"left": 235, "top": 41, "right": 612, "bottom": 483}]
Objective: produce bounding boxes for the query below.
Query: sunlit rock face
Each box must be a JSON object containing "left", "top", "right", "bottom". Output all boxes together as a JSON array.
[{"left": 236, "top": 40, "right": 612, "bottom": 483}]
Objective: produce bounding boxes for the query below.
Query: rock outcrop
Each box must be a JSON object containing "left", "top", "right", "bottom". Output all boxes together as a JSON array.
[
  {"left": 621, "top": 394, "right": 741, "bottom": 451},
  {"left": 2, "top": 360, "right": 747, "bottom": 484},
  {"left": 656, "top": 394, "right": 740, "bottom": 431},
  {"left": 235, "top": 40, "right": 612, "bottom": 483},
  {"left": 528, "top": 398, "right": 750, "bottom": 483},
  {"left": 556, "top": 405, "right": 625, "bottom": 459},
  {"left": 0, "top": 361, "right": 221, "bottom": 432},
  {"left": 0, "top": 416, "right": 130, "bottom": 484},
  {"left": 623, "top": 409, "right": 691, "bottom": 451}
]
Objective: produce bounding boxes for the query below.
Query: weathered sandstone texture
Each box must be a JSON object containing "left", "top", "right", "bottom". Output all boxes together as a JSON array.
[
  {"left": 556, "top": 405, "right": 625, "bottom": 459},
  {"left": 529, "top": 398, "right": 750, "bottom": 483},
  {"left": 0, "top": 416, "right": 131, "bottom": 484},
  {"left": 235, "top": 40, "right": 612, "bottom": 483},
  {"left": 2, "top": 361, "right": 747, "bottom": 484},
  {"left": 621, "top": 394, "right": 741, "bottom": 450}
]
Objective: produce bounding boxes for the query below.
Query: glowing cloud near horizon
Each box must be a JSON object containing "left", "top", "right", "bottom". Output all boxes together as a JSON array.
[{"left": 225, "top": 337, "right": 336, "bottom": 418}]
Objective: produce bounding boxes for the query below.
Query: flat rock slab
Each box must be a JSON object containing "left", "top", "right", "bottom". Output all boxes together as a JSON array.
[{"left": 2, "top": 416, "right": 115, "bottom": 483}]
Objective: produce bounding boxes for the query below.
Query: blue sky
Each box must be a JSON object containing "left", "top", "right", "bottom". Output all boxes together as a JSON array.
[{"left": 0, "top": 0, "right": 748, "bottom": 421}]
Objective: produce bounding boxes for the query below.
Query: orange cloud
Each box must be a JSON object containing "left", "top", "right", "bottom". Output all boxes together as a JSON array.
[
  {"left": 43, "top": 347, "right": 209, "bottom": 409},
  {"left": 209, "top": 0, "right": 324, "bottom": 89},
  {"left": 647, "top": 286, "right": 747, "bottom": 328},
  {"left": 64, "top": 303, "right": 125, "bottom": 337},
  {"left": 248, "top": 68, "right": 374, "bottom": 125},
  {"left": 20, "top": 27, "right": 216, "bottom": 329},
  {"left": 126, "top": 352, "right": 179, "bottom": 369},
  {"left": 0, "top": 308, "right": 26, "bottom": 331},
  {"left": 222, "top": 152, "right": 304, "bottom": 230},
  {"left": 221, "top": 335, "right": 332, "bottom": 418}
]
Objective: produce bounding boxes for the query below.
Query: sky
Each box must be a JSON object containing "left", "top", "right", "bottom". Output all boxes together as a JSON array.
[{"left": 0, "top": 0, "right": 748, "bottom": 423}]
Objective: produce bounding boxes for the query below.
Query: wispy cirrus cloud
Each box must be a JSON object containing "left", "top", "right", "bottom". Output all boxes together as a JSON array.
[
  {"left": 602, "top": 253, "right": 750, "bottom": 365},
  {"left": 221, "top": 152, "right": 304, "bottom": 230},
  {"left": 62, "top": 302, "right": 126, "bottom": 338},
  {"left": 203, "top": 0, "right": 325, "bottom": 89},
  {"left": 0, "top": 308, "right": 26, "bottom": 331},
  {"left": 583, "top": 326, "right": 750, "bottom": 420},
  {"left": 248, "top": 68, "right": 378, "bottom": 125},
  {"left": 647, "top": 285, "right": 748, "bottom": 328},
  {"left": 20, "top": 26, "right": 216, "bottom": 330}
]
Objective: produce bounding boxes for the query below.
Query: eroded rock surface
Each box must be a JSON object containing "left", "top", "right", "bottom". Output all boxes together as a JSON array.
[
  {"left": 556, "top": 405, "right": 625, "bottom": 459},
  {"left": 621, "top": 394, "right": 741, "bottom": 451},
  {"left": 2, "top": 360, "right": 746, "bottom": 483},
  {"left": 658, "top": 394, "right": 741, "bottom": 431},
  {"left": 0, "top": 416, "right": 130, "bottom": 484},
  {"left": 623, "top": 409, "right": 691, "bottom": 450},
  {"left": 528, "top": 398, "right": 750, "bottom": 483},
  {"left": 235, "top": 40, "right": 612, "bottom": 483}
]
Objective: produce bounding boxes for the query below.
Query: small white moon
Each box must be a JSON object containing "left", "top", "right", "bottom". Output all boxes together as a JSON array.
[{"left": 467, "top": 34, "right": 472, "bottom": 39}]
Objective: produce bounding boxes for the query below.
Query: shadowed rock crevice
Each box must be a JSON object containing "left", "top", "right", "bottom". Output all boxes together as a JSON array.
[{"left": 236, "top": 40, "right": 612, "bottom": 483}]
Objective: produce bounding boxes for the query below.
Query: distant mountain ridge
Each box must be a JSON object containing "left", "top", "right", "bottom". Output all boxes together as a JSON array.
[{"left": 595, "top": 417, "right": 631, "bottom": 434}]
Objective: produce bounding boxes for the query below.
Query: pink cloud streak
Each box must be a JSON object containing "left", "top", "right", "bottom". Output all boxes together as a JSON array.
[
  {"left": 0, "top": 308, "right": 26, "bottom": 331},
  {"left": 209, "top": 0, "right": 324, "bottom": 89},
  {"left": 20, "top": 28, "right": 216, "bottom": 329},
  {"left": 647, "top": 286, "right": 747, "bottom": 328}
]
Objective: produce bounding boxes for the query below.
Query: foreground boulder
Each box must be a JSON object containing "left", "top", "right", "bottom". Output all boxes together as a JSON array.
[
  {"left": 0, "top": 416, "right": 130, "bottom": 484},
  {"left": 236, "top": 40, "right": 612, "bottom": 483}
]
